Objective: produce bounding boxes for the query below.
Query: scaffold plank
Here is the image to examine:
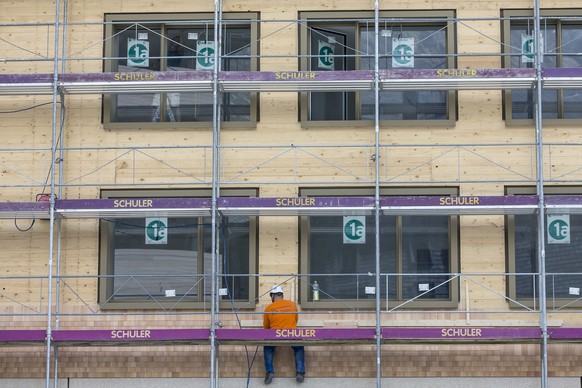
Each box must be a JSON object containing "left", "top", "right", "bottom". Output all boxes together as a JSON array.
[
  {"left": 0, "top": 330, "right": 46, "bottom": 345},
  {"left": 0, "top": 201, "right": 50, "bottom": 219},
  {"left": 381, "top": 327, "right": 541, "bottom": 343},
  {"left": 3, "top": 68, "right": 582, "bottom": 96},
  {"left": 51, "top": 329, "right": 210, "bottom": 346},
  {"left": 215, "top": 328, "right": 376, "bottom": 344},
  {"left": 3, "top": 327, "right": 582, "bottom": 346},
  {"left": 7, "top": 194, "right": 582, "bottom": 218}
]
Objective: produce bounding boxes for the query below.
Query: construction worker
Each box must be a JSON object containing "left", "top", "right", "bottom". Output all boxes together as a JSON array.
[{"left": 263, "top": 285, "right": 305, "bottom": 384}]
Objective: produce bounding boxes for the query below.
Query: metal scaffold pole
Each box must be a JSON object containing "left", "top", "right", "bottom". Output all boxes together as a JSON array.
[
  {"left": 533, "top": 0, "right": 548, "bottom": 386},
  {"left": 210, "top": 0, "right": 223, "bottom": 387},
  {"left": 46, "top": 0, "right": 62, "bottom": 387},
  {"left": 374, "top": 1, "right": 382, "bottom": 387}
]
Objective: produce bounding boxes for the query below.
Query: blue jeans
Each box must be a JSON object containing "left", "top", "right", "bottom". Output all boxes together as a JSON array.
[{"left": 263, "top": 345, "right": 305, "bottom": 374}]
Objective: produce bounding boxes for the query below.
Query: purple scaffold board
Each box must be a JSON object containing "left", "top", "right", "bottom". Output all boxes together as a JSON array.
[
  {"left": 60, "top": 71, "right": 213, "bottom": 83},
  {"left": 0, "top": 202, "right": 50, "bottom": 212},
  {"left": 0, "top": 73, "right": 53, "bottom": 83},
  {"left": 220, "top": 70, "right": 374, "bottom": 82},
  {"left": 380, "top": 68, "right": 536, "bottom": 80},
  {"left": 546, "top": 195, "right": 582, "bottom": 206},
  {"left": 218, "top": 196, "right": 374, "bottom": 209},
  {"left": 543, "top": 68, "right": 582, "bottom": 78},
  {"left": 0, "top": 68, "right": 546, "bottom": 85},
  {"left": 380, "top": 195, "right": 539, "bottom": 208},
  {"left": 548, "top": 327, "right": 582, "bottom": 340},
  {"left": 0, "top": 330, "right": 46, "bottom": 343},
  {"left": 381, "top": 327, "right": 541, "bottom": 342},
  {"left": 6, "top": 327, "right": 582, "bottom": 345},
  {"left": 215, "top": 328, "right": 376, "bottom": 343},
  {"left": 52, "top": 329, "right": 210, "bottom": 345},
  {"left": 57, "top": 198, "right": 212, "bottom": 211}
]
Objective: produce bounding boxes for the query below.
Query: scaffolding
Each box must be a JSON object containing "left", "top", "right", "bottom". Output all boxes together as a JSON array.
[{"left": 3, "top": 0, "right": 582, "bottom": 387}]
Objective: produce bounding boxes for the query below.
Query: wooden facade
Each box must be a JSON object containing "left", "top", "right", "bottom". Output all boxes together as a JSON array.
[{"left": 2, "top": 0, "right": 582, "bottom": 387}]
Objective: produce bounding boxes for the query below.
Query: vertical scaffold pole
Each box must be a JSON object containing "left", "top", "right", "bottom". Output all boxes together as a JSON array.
[
  {"left": 53, "top": 1, "right": 69, "bottom": 386},
  {"left": 210, "top": 0, "right": 223, "bottom": 387},
  {"left": 373, "top": 1, "right": 382, "bottom": 388},
  {"left": 46, "top": 0, "right": 62, "bottom": 387},
  {"left": 533, "top": 0, "right": 548, "bottom": 387}
]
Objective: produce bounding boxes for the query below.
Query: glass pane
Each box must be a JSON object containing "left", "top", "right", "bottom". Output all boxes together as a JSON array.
[
  {"left": 109, "top": 24, "right": 251, "bottom": 123},
  {"left": 361, "top": 25, "right": 448, "bottom": 120},
  {"left": 222, "top": 28, "right": 252, "bottom": 121},
  {"left": 205, "top": 216, "right": 251, "bottom": 300},
  {"left": 309, "top": 25, "right": 356, "bottom": 121},
  {"left": 514, "top": 213, "right": 582, "bottom": 299},
  {"left": 112, "top": 217, "right": 199, "bottom": 301},
  {"left": 509, "top": 23, "right": 558, "bottom": 119},
  {"left": 109, "top": 26, "right": 161, "bottom": 122},
  {"left": 513, "top": 214, "right": 538, "bottom": 299},
  {"left": 401, "top": 216, "right": 450, "bottom": 300},
  {"left": 511, "top": 89, "right": 559, "bottom": 120},
  {"left": 546, "top": 215, "right": 582, "bottom": 298},
  {"left": 308, "top": 215, "right": 396, "bottom": 301},
  {"left": 162, "top": 27, "right": 251, "bottom": 123},
  {"left": 561, "top": 25, "right": 582, "bottom": 118}
]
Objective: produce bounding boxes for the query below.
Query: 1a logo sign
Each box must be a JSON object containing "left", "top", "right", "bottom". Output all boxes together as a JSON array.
[
  {"left": 392, "top": 37, "right": 414, "bottom": 68},
  {"left": 343, "top": 216, "right": 366, "bottom": 244},
  {"left": 547, "top": 215, "right": 570, "bottom": 244},
  {"left": 127, "top": 39, "right": 149, "bottom": 67},
  {"left": 521, "top": 33, "right": 544, "bottom": 64},
  {"left": 146, "top": 218, "right": 168, "bottom": 245},
  {"left": 197, "top": 42, "right": 215, "bottom": 70},
  {"left": 318, "top": 41, "right": 334, "bottom": 70},
  {"left": 521, "top": 34, "right": 534, "bottom": 63}
]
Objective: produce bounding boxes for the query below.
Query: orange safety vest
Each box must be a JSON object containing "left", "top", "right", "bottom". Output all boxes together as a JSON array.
[{"left": 263, "top": 299, "right": 298, "bottom": 329}]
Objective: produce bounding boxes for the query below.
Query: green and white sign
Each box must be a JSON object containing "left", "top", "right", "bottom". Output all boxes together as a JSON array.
[
  {"left": 127, "top": 38, "right": 149, "bottom": 67},
  {"left": 318, "top": 40, "right": 334, "bottom": 70},
  {"left": 343, "top": 216, "right": 366, "bottom": 244},
  {"left": 521, "top": 33, "right": 544, "bottom": 64},
  {"left": 547, "top": 214, "right": 570, "bottom": 244},
  {"left": 196, "top": 41, "right": 215, "bottom": 70},
  {"left": 146, "top": 217, "right": 168, "bottom": 245},
  {"left": 392, "top": 37, "right": 414, "bottom": 68}
]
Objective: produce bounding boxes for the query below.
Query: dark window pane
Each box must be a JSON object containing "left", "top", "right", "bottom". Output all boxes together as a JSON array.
[
  {"left": 360, "top": 25, "right": 449, "bottom": 121},
  {"left": 108, "top": 23, "right": 252, "bottom": 123},
  {"left": 309, "top": 215, "right": 397, "bottom": 300},
  {"left": 112, "top": 217, "right": 199, "bottom": 301},
  {"left": 514, "top": 214, "right": 537, "bottom": 299},
  {"left": 217, "top": 216, "right": 251, "bottom": 300},
  {"left": 309, "top": 26, "right": 356, "bottom": 121},
  {"left": 401, "top": 216, "right": 450, "bottom": 300},
  {"left": 514, "top": 213, "right": 582, "bottom": 299},
  {"left": 509, "top": 22, "right": 563, "bottom": 119}
]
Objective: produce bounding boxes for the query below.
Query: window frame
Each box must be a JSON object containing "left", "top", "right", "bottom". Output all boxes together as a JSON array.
[
  {"left": 299, "top": 187, "right": 460, "bottom": 309},
  {"left": 103, "top": 12, "right": 259, "bottom": 129},
  {"left": 506, "top": 185, "right": 582, "bottom": 308},
  {"left": 298, "top": 10, "right": 457, "bottom": 128},
  {"left": 98, "top": 188, "right": 258, "bottom": 310},
  {"left": 502, "top": 9, "right": 582, "bottom": 126}
]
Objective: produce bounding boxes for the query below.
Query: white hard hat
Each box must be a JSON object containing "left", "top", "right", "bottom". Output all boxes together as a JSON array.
[{"left": 270, "top": 285, "right": 284, "bottom": 295}]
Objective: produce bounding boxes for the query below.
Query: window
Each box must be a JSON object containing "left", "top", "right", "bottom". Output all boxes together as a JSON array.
[
  {"left": 99, "top": 189, "right": 257, "bottom": 309},
  {"left": 299, "top": 188, "right": 459, "bottom": 309},
  {"left": 103, "top": 13, "right": 258, "bottom": 128},
  {"left": 299, "top": 11, "right": 456, "bottom": 126},
  {"left": 502, "top": 9, "right": 582, "bottom": 124},
  {"left": 507, "top": 186, "right": 582, "bottom": 308}
]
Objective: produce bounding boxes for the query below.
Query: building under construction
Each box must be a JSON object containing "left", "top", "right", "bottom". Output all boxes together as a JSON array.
[{"left": 2, "top": 0, "right": 582, "bottom": 387}]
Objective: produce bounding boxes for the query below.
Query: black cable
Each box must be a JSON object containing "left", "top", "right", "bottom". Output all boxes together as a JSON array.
[
  {"left": 218, "top": 221, "right": 259, "bottom": 388},
  {"left": 11, "top": 99, "right": 65, "bottom": 231},
  {"left": 0, "top": 101, "right": 58, "bottom": 114},
  {"left": 14, "top": 218, "right": 35, "bottom": 232}
]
